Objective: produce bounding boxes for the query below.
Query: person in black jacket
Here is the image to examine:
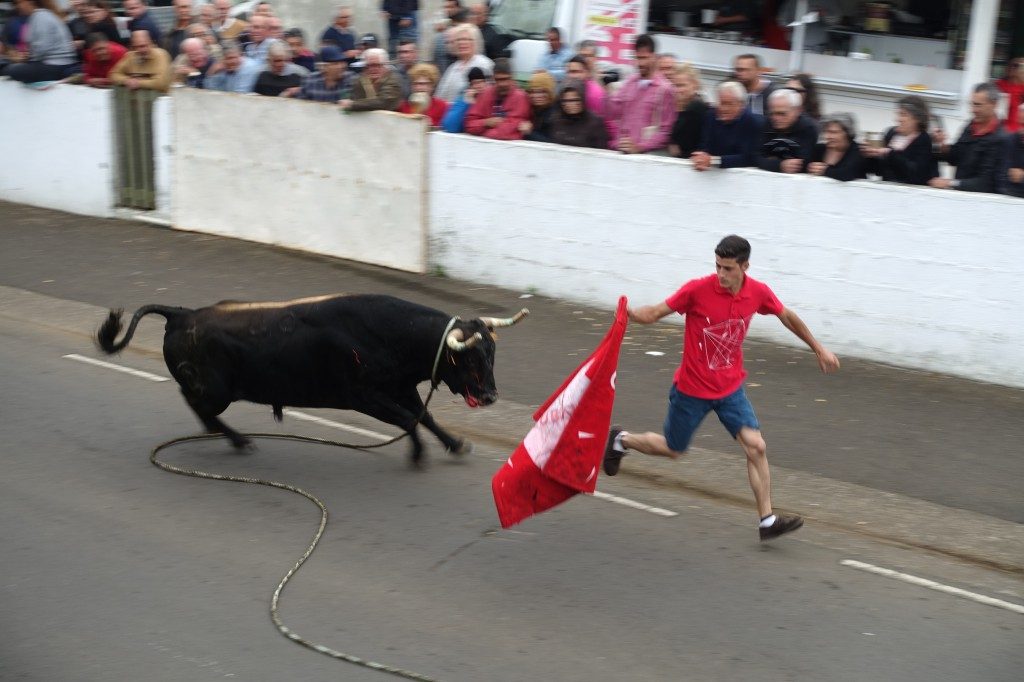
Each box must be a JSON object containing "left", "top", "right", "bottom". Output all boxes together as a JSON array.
[
  {"left": 929, "top": 82, "right": 1009, "bottom": 193},
  {"left": 862, "top": 95, "right": 938, "bottom": 185},
  {"left": 549, "top": 81, "right": 609, "bottom": 149},
  {"left": 756, "top": 88, "right": 818, "bottom": 173},
  {"left": 808, "top": 113, "right": 865, "bottom": 181},
  {"left": 668, "top": 63, "right": 708, "bottom": 159}
]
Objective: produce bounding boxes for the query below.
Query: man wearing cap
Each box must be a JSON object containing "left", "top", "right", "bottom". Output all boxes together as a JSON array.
[
  {"left": 297, "top": 45, "right": 353, "bottom": 102},
  {"left": 340, "top": 46, "right": 402, "bottom": 111}
]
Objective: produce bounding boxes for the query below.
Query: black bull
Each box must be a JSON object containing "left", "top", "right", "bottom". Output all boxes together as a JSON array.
[{"left": 96, "top": 294, "right": 528, "bottom": 462}]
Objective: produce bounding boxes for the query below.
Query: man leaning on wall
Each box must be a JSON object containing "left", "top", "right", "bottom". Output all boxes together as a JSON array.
[{"left": 109, "top": 29, "right": 172, "bottom": 93}]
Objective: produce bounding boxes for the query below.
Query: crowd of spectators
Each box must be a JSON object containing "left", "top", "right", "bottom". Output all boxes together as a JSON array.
[{"left": 1, "top": 1, "right": 1022, "bottom": 198}]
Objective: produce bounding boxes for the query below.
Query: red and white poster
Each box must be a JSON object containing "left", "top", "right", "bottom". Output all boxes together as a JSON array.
[
  {"left": 491, "top": 297, "right": 628, "bottom": 528},
  {"left": 579, "top": 0, "right": 646, "bottom": 66}
]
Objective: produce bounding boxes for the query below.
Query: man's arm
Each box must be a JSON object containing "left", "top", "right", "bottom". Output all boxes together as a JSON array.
[
  {"left": 776, "top": 307, "right": 840, "bottom": 373},
  {"left": 628, "top": 301, "right": 673, "bottom": 324}
]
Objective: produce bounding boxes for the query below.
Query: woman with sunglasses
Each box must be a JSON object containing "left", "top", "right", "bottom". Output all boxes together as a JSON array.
[
  {"left": 549, "top": 81, "right": 609, "bottom": 149},
  {"left": 783, "top": 73, "right": 820, "bottom": 121}
]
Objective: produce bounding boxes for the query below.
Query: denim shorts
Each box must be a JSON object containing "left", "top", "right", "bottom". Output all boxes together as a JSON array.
[{"left": 663, "top": 384, "right": 760, "bottom": 452}]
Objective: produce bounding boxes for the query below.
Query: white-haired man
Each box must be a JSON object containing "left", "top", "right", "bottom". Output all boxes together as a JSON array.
[
  {"left": 755, "top": 88, "right": 819, "bottom": 173},
  {"left": 340, "top": 46, "right": 402, "bottom": 111},
  {"left": 691, "top": 81, "right": 764, "bottom": 171},
  {"left": 254, "top": 41, "right": 307, "bottom": 96},
  {"left": 172, "top": 36, "right": 213, "bottom": 87}
]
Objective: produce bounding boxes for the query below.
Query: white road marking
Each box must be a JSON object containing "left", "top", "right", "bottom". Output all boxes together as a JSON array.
[
  {"left": 282, "top": 409, "right": 393, "bottom": 441},
  {"left": 592, "top": 491, "right": 678, "bottom": 517},
  {"left": 62, "top": 353, "right": 679, "bottom": 519},
  {"left": 840, "top": 559, "right": 1024, "bottom": 615},
  {"left": 63, "top": 354, "right": 169, "bottom": 382}
]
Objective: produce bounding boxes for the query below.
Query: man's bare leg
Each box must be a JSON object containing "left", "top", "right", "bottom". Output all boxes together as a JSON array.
[
  {"left": 736, "top": 427, "right": 772, "bottom": 518},
  {"left": 621, "top": 431, "right": 685, "bottom": 459}
]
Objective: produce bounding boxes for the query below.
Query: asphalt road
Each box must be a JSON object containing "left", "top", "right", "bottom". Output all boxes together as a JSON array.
[
  {"left": 1, "top": 202, "right": 1022, "bottom": 524},
  {"left": 2, "top": 314, "right": 1022, "bottom": 681}
]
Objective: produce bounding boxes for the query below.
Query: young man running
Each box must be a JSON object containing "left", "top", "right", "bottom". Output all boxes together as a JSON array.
[{"left": 604, "top": 235, "right": 841, "bottom": 541}]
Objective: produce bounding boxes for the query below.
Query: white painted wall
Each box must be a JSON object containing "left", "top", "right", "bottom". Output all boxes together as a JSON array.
[
  {"left": 0, "top": 80, "right": 116, "bottom": 217},
  {"left": 429, "top": 133, "right": 1024, "bottom": 388},
  {"left": 172, "top": 88, "right": 428, "bottom": 273}
]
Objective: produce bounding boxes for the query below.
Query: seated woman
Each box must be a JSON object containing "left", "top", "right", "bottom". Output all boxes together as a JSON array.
[
  {"left": 668, "top": 63, "right": 708, "bottom": 159},
  {"left": 549, "top": 81, "right": 608, "bottom": 149},
  {"left": 521, "top": 70, "right": 557, "bottom": 142},
  {"left": 861, "top": 95, "right": 939, "bottom": 185},
  {"left": 808, "top": 113, "right": 866, "bottom": 181},
  {"left": 4, "top": 0, "right": 78, "bottom": 84},
  {"left": 398, "top": 63, "right": 449, "bottom": 127}
]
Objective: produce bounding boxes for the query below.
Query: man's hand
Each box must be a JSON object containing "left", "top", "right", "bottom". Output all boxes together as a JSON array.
[
  {"left": 280, "top": 86, "right": 300, "bottom": 97},
  {"left": 932, "top": 128, "right": 947, "bottom": 147},
  {"left": 927, "top": 177, "right": 953, "bottom": 189},
  {"left": 485, "top": 116, "right": 502, "bottom": 128},
  {"left": 816, "top": 348, "right": 841, "bottom": 374},
  {"left": 780, "top": 158, "right": 804, "bottom": 173},
  {"left": 399, "top": 18, "right": 412, "bottom": 28},
  {"left": 126, "top": 77, "right": 141, "bottom": 90},
  {"left": 518, "top": 120, "right": 533, "bottom": 134},
  {"left": 1009, "top": 167, "right": 1024, "bottom": 184},
  {"left": 807, "top": 161, "right": 827, "bottom": 175},
  {"left": 338, "top": 99, "right": 353, "bottom": 110},
  {"left": 690, "top": 151, "right": 711, "bottom": 171}
]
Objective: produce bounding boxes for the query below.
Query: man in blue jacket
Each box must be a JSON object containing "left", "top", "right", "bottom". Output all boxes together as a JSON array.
[{"left": 691, "top": 81, "right": 764, "bottom": 171}]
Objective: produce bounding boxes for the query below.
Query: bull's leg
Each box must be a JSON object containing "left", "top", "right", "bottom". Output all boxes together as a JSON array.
[
  {"left": 181, "top": 389, "right": 251, "bottom": 450},
  {"left": 394, "top": 391, "right": 469, "bottom": 456},
  {"left": 358, "top": 394, "right": 427, "bottom": 465}
]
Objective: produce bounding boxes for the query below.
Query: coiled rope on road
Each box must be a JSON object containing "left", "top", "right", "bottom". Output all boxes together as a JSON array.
[{"left": 145, "top": 318, "right": 464, "bottom": 681}]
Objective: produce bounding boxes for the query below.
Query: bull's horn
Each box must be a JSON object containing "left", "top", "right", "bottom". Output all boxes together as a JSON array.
[
  {"left": 446, "top": 328, "right": 483, "bottom": 352},
  {"left": 480, "top": 308, "right": 530, "bottom": 329}
]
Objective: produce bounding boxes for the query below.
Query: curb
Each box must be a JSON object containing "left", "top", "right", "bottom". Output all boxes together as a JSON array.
[{"left": 3, "top": 285, "right": 1021, "bottom": 575}]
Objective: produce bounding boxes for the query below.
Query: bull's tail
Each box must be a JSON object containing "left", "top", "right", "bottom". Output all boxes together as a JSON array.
[{"left": 96, "top": 304, "right": 191, "bottom": 354}]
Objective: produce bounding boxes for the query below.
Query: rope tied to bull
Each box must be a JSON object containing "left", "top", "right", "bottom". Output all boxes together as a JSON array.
[{"left": 149, "top": 318, "right": 464, "bottom": 682}]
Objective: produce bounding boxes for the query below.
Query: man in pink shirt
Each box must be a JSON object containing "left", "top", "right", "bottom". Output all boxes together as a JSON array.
[
  {"left": 605, "top": 33, "right": 676, "bottom": 154},
  {"left": 604, "top": 235, "right": 841, "bottom": 541}
]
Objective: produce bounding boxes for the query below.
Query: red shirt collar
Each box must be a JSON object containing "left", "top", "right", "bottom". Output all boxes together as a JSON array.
[
  {"left": 971, "top": 117, "right": 1000, "bottom": 137},
  {"left": 712, "top": 275, "right": 750, "bottom": 298}
]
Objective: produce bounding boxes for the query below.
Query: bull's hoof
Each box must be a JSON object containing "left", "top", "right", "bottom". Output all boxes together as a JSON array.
[{"left": 450, "top": 439, "right": 474, "bottom": 456}]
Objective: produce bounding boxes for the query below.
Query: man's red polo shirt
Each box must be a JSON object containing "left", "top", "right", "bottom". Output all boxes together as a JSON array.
[
  {"left": 665, "top": 274, "right": 784, "bottom": 400},
  {"left": 83, "top": 42, "right": 128, "bottom": 82}
]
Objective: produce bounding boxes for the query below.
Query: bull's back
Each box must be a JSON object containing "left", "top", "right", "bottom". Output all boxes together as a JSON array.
[{"left": 163, "top": 294, "right": 444, "bottom": 408}]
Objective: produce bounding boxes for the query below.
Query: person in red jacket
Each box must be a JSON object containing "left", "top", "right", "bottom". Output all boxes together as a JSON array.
[
  {"left": 465, "top": 57, "right": 530, "bottom": 140},
  {"left": 996, "top": 57, "right": 1024, "bottom": 133},
  {"left": 82, "top": 31, "right": 127, "bottom": 87}
]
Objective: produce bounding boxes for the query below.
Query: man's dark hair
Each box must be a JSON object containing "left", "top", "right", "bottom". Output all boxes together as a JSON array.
[
  {"left": 634, "top": 33, "right": 655, "bottom": 53},
  {"left": 398, "top": 38, "right": 416, "bottom": 47},
  {"left": 567, "top": 55, "right": 586, "bottom": 68},
  {"left": 548, "top": 27, "right": 561, "bottom": 39},
  {"left": 493, "top": 57, "right": 512, "bottom": 76},
  {"left": 715, "top": 235, "right": 751, "bottom": 263},
  {"left": 452, "top": 8, "right": 469, "bottom": 22},
  {"left": 284, "top": 27, "right": 304, "bottom": 41},
  {"left": 735, "top": 53, "right": 761, "bottom": 67}
]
